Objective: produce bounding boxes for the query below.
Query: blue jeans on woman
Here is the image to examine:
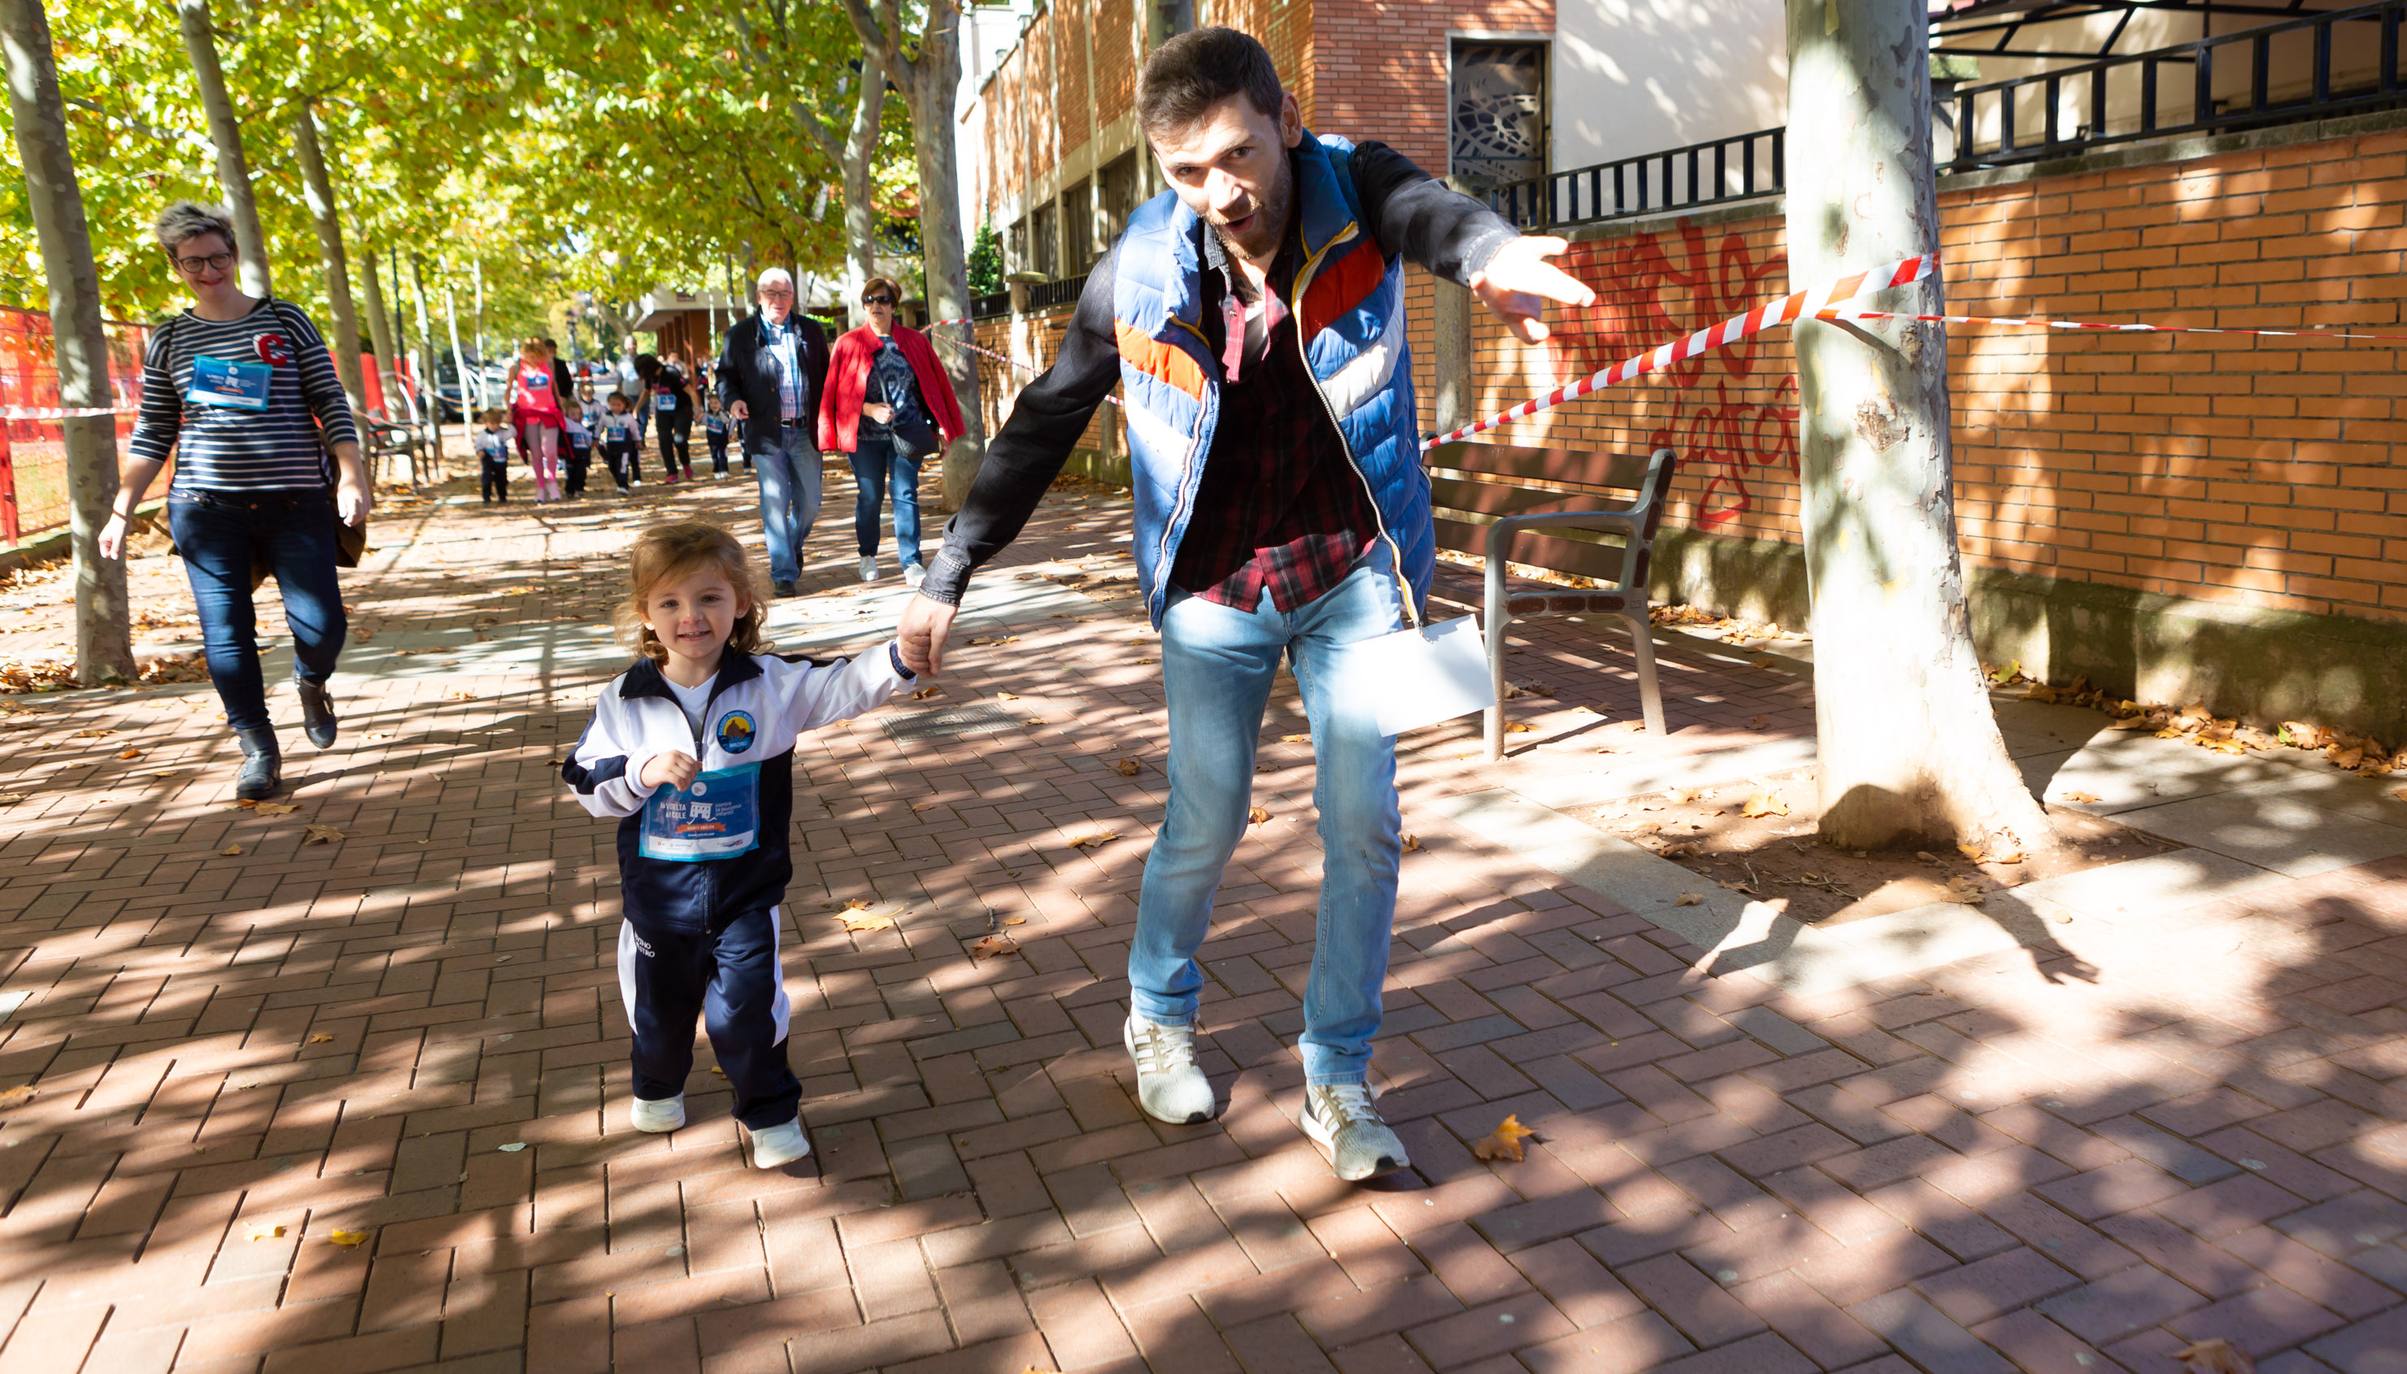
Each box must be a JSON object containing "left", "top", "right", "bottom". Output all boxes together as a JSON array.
[
  {"left": 165, "top": 488, "right": 348, "bottom": 737},
  {"left": 1131, "top": 543, "right": 1407, "bottom": 1086},
  {"left": 848, "top": 433, "right": 922, "bottom": 567}
]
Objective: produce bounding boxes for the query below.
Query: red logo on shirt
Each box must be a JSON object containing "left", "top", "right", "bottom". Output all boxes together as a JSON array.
[{"left": 254, "top": 332, "right": 293, "bottom": 367}]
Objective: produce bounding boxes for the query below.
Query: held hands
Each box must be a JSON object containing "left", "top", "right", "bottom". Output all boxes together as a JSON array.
[
  {"left": 896, "top": 595, "right": 957, "bottom": 678},
  {"left": 641, "top": 751, "right": 701, "bottom": 791},
  {"left": 1467, "top": 235, "right": 1598, "bottom": 345}
]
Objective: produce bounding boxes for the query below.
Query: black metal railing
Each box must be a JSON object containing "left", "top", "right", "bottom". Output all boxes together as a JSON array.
[
  {"left": 1490, "top": 0, "right": 2407, "bottom": 232},
  {"left": 969, "top": 290, "right": 1010, "bottom": 319},
  {"left": 1945, "top": 0, "right": 2405, "bottom": 169},
  {"left": 1027, "top": 273, "right": 1088, "bottom": 311},
  {"left": 1488, "top": 127, "right": 1785, "bottom": 231}
]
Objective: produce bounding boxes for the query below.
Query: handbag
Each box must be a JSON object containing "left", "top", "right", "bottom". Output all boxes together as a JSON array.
[{"left": 889, "top": 408, "right": 941, "bottom": 460}]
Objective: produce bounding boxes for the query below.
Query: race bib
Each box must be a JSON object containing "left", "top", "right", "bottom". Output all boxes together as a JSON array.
[
  {"left": 188, "top": 354, "right": 272, "bottom": 410},
  {"left": 654, "top": 391, "right": 674, "bottom": 413},
  {"left": 523, "top": 371, "right": 551, "bottom": 391},
  {"left": 639, "top": 762, "right": 761, "bottom": 862}
]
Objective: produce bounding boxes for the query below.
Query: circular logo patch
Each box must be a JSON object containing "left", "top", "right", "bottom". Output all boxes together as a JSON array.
[{"left": 715, "top": 710, "right": 758, "bottom": 754}]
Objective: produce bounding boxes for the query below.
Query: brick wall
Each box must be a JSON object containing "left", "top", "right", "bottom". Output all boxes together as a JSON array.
[
  {"left": 1057, "top": 0, "right": 1093, "bottom": 168},
  {"left": 1305, "top": 0, "right": 1553, "bottom": 173},
  {"left": 1451, "top": 123, "right": 2407, "bottom": 626}
]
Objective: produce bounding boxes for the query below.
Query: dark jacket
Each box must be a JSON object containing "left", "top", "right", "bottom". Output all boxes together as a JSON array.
[{"left": 715, "top": 311, "right": 831, "bottom": 455}]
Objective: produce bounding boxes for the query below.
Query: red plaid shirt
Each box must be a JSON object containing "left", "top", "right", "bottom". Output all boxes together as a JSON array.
[{"left": 1169, "top": 235, "right": 1375, "bottom": 613}]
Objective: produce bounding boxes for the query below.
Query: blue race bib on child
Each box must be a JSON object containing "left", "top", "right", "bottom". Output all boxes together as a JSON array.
[
  {"left": 639, "top": 762, "right": 761, "bottom": 862},
  {"left": 188, "top": 354, "right": 272, "bottom": 410}
]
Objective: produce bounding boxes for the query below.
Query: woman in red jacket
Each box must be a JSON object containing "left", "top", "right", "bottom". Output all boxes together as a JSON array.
[{"left": 817, "top": 277, "right": 966, "bottom": 587}]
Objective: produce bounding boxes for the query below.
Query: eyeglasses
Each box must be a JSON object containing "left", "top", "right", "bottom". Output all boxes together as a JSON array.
[
  {"left": 758, "top": 287, "right": 794, "bottom": 299},
  {"left": 863, "top": 295, "right": 895, "bottom": 306},
  {"left": 171, "top": 250, "right": 236, "bottom": 275}
]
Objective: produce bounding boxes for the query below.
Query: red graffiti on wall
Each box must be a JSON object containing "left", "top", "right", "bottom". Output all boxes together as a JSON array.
[{"left": 1549, "top": 219, "right": 1797, "bottom": 527}]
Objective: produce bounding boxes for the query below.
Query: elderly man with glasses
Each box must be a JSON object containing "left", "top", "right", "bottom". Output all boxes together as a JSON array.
[{"left": 715, "top": 268, "right": 833, "bottom": 595}]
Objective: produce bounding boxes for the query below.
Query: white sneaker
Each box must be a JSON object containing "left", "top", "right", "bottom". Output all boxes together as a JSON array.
[
  {"left": 631, "top": 478, "right": 643, "bottom": 489},
  {"left": 1124, "top": 1012, "right": 1217, "bottom": 1125},
  {"left": 903, "top": 563, "right": 926, "bottom": 589},
  {"left": 747, "top": 1118, "right": 812, "bottom": 1168},
  {"left": 714, "top": 470, "right": 728, "bottom": 481},
  {"left": 1302, "top": 1082, "right": 1410, "bottom": 1182},
  {"left": 628, "top": 1094, "right": 685, "bottom": 1133},
  {"left": 857, "top": 555, "right": 879, "bottom": 582}
]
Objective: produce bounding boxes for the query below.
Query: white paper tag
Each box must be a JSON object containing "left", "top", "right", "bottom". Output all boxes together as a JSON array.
[{"left": 1331, "top": 615, "right": 1496, "bottom": 738}]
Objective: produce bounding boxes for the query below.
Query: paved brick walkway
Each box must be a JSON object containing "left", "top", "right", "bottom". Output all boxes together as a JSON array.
[{"left": 0, "top": 470, "right": 2401, "bottom": 1373}]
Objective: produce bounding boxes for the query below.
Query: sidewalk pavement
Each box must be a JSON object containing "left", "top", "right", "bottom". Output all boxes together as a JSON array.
[{"left": 0, "top": 469, "right": 2400, "bottom": 1374}]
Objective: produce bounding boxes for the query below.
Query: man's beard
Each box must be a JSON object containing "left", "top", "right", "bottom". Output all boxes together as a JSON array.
[{"left": 1210, "top": 162, "right": 1292, "bottom": 266}]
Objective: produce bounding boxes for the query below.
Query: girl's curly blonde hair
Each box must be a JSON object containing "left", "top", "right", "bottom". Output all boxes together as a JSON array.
[{"left": 616, "top": 520, "right": 767, "bottom": 664}]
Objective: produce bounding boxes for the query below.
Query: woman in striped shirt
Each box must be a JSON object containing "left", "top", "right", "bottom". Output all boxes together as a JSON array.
[{"left": 99, "top": 202, "right": 374, "bottom": 801}]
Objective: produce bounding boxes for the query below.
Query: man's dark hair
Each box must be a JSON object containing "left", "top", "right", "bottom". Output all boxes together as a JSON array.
[{"left": 1137, "top": 27, "right": 1284, "bottom": 138}]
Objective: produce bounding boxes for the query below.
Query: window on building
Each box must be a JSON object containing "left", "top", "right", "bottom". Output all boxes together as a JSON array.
[
  {"left": 1008, "top": 217, "right": 1029, "bottom": 275},
  {"left": 1063, "top": 179, "right": 1095, "bottom": 274},
  {"left": 1100, "top": 152, "right": 1141, "bottom": 241},
  {"left": 1449, "top": 41, "right": 1547, "bottom": 199},
  {"left": 1032, "top": 201, "right": 1059, "bottom": 278}
]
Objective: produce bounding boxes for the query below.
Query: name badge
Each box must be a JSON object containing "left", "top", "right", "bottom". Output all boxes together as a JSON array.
[
  {"left": 188, "top": 354, "right": 272, "bottom": 410},
  {"left": 654, "top": 392, "right": 674, "bottom": 412},
  {"left": 1326, "top": 615, "right": 1497, "bottom": 738},
  {"left": 639, "top": 762, "right": 761, "bottom": 862}
]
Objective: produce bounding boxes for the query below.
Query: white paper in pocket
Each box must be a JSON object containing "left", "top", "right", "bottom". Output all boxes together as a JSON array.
[{"left": 1331, "top": 615, "right": 1496, "bottom": 738}]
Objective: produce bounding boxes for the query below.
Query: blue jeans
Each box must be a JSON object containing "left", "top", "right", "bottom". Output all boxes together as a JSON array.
[
  {"left": 1131, "top": 544, "right": 1407, "bottom": 1085},
  {"left": 751, "top": 427, "right": 823, "bottom": 584},
  {"left": 165, "top": 488, "right": 348, "bottom": 737},
  {"left": 848, "top": 434, "right": 922, "bottom": 566}
]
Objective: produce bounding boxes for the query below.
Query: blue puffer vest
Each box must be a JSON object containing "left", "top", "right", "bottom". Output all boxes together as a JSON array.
[{"left": 1111, "top": 132, "right": 1435, "bottom": 628}]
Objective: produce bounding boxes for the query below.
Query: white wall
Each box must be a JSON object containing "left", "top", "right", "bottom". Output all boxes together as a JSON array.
[{"left": 1550, "top": 0, "right": 1790, "bottom": 173}]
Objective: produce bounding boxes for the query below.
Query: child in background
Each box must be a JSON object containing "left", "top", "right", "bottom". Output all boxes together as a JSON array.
[
  {"left": 505, "top": 337, "right": 566, "bottom": 502},
  {"left": 703, "top": 395, "right": 732, "bottom": 480},
  {"left": 562, "top": 409, "right": 595, "bottom": 498},
  {"left": 474, "top": 408, "right": 512, "bottom": 504},
  {"left": 599, "top": 392, "right": 643, "bottom": 495},
  {"left": 562, "top": 521, "right": 915, "bottom": 1168}
]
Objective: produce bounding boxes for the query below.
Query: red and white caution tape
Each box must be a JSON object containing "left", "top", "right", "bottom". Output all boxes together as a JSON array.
[
  {"left": 1423, "top": 253, "right": 1938, "bottom": 449},
  {"left": 1814, "top": 306, "right": 2407, "bottom": 344},
  {"left": 2, "top": 404, "right": 124, "bottom": 420}
]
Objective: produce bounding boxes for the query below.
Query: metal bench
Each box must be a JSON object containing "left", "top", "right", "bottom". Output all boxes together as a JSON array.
[{"left": 1425, "top": 441, "right": 1679, "bottom": 758}]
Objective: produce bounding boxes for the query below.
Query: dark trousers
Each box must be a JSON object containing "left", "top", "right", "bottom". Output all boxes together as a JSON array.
[
  {"left": 564, "top": 447, "right": 592, "bottom": 497},
  {"left": 618, "top": 909, "right": 801, "bottom": 1130},
  {"left": 480, "top": 457, "right": 510, "bottom": 502},
  {"left": 707, "top": 431, "right": 730, "bottom": 474},
  {"left": 603, "top": 439, "right": 641, "bottom": 489},
  {"left": 658, "top": 413, "right": 693, "bottom": 477},
  {"left": 165, "top": 488, "right": 348, "bottom": 738}
]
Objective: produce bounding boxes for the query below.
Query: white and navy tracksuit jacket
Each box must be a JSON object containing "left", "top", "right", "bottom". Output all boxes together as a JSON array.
[{"left": 563, "top": 646, "right": 910, "bottom": 1124}]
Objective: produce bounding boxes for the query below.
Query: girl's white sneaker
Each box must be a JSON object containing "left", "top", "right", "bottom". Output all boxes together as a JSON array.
[
  {"left": 629, "top": 1094, "right": 685, "bottom": 1133},
  {"left": 747, "top": 1119, "right": 812, "bottom": 1168}
]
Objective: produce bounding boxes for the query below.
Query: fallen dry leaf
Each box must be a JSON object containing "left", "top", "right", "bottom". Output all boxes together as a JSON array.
[
  {"left": 1069, "top": 832, "right": 1118, "bottom": 850},
  {"left": 1940, "top": 875, "right": 1987, "bottom": 905},
  {"left": 1956, "top": 840, "right": 1988, "bottom": 863},
  {"left": 115, "top": 747, "right": 143, "bottom": 761},
  {"left": 1003, "top": 916, "right": 1027, "bottom": 927},
  {"left": 249, "top": 1224, "right": 286, "bottom": 1242},
  {"left": 0, "top": 793, "right": 25, "bottom": 805},
  {"left": 1248, "top": 806, "right": 1271, "bottom": 825},
  {"left": 837, "top": 909, "right": 894, "bottom": 934},
  {"left": 1741, "top": 791, "right": 1789, "bottom": 819},
  {"left": 1471, "top": 1114, "right": 1537, "bottom": 1163},
  {"left": 2173, "top": 1338, "right": 2256, "bottom": 1374},
  {"left": 1114, "top": 757, "right": 1142, "bottom": 777},
  {"left": 1988, "top": 844, "right": 2026, "bottom": 865},
  {"left": 303, "top": 824, "right": 344, "bottom": 845},
  {"left": 1746, "top": 714, "right": 1770, "bottom": 729},
  {"left": 970, "top": 934, "right": 1020, "bottom": 960},
  {"left": 0, "top": 1085, "right": 33, "bottom": 1109},
  {"left": 995, "top": 691, "right": 1020, "bottom": 701},
  {"left": 219, "top": 844, "right": 243, "bottom": 857},
  {"left": 2060, "top": 789, "right": 2101, "bottom": 804},
  {"left": 1280, "top": 733, "right": 1310, "bottom": 744},
  {"left": 249, "top": 801, "right": 301, "bottom": 816},
  {"left": 71, "top": 727, "right": 113, "bottom": 739},
  {"left": 1504, "top": 722, "right": 1538, "bottom": 735},
  {"left": 306, "top": 1032, "right": 334, "bottom": 1046},
  {"left": 910, "top": 686, "right": 942, "bottom": 701},
  {"left": 1401, "top": 834, "right": 1421, "bottom": 853},
  {"left": 1674, "top": 892, "right": 1704, "bottom": 907},
  {"left": 327, "top": 1229, "right": 371, "bottom": 1248}
]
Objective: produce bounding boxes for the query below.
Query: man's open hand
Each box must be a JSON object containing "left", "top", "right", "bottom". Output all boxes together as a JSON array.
[
  {"left": 898, "top": 594, "right": 958, "bottom": 677},
  {"left": 1468, "top": 235, "right": 1597, "bottom": 345}
]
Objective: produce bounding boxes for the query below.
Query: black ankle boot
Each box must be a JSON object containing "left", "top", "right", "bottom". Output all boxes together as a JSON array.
[
  {"left": 294, "top": 672, "right": 337, "bottom": 748},
  {"left": 235, "top": 729, "right": 281, "bottom": 801}
]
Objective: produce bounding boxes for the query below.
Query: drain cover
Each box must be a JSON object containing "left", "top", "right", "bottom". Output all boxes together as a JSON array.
[{"left": 883, "top": 702, "right": 1025, "bottom": 742}]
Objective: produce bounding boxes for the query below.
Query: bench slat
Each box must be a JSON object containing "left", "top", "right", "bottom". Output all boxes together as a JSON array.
[
  {"left": 1426, "top": 440, "right": 1657, "bottom": 491},
  {"left": 1434, "top": 516, "right": 1631, "bottom": 584},
  {"left": 1429, "top": 477, "right": 1642, "bottom": 522}
]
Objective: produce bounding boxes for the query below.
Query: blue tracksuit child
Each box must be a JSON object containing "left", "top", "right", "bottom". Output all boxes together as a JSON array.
[
  {"left": 474, "top": 422, "right": 511, "bottom": 502},
  {"left": 563, "top": 521, "right": 911, "bottom": 1166}
]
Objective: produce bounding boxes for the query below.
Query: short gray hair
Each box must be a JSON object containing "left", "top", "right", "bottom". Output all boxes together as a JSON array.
[
  {"left": 754, "top": 267, "right": 794, "bottom": 293},
  {"left": 153, "top": 201, "right": 237, "bottom": 254}
]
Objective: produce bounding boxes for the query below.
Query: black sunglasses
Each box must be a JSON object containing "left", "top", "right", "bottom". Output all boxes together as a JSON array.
[{"left": 863, "top": 295, "right": 896, "bottom": 306}]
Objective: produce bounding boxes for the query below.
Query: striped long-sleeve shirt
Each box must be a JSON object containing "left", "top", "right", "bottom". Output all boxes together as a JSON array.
[{"left": 128, "top": 297, "right": 359, "bottom": 490}]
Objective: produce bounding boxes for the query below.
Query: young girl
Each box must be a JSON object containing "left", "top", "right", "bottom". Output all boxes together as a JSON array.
[
  {"left": 473, "top": 408, "right": 512, "bottom": 503},
  {"left": 562, "top": 521, "right": 914, "bottom": 1167},
  {"left": 561, "top": 409, "right": 595, "bottom": 498},
  {"left": 505, "top": 337, "right": 566, "bottom": 501},
  {"left": 703, "top": 395, "right": 732, "bottom": 479},
  {"left": 599, "top": 392, "right": 643, "bottom": 494}
]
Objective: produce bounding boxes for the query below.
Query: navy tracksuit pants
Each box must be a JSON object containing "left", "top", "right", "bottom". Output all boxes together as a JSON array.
[{"left": 617, "top": 908, "right": 801, "bottom": 1130}]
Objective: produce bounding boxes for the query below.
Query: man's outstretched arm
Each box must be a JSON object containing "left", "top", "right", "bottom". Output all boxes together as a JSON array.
[
  {"left": 1350, "top": 141, "right": 1596, "bottom": 343},
  {"left": 903, "top": 246, "right": 1124, "bottom": 675}
]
